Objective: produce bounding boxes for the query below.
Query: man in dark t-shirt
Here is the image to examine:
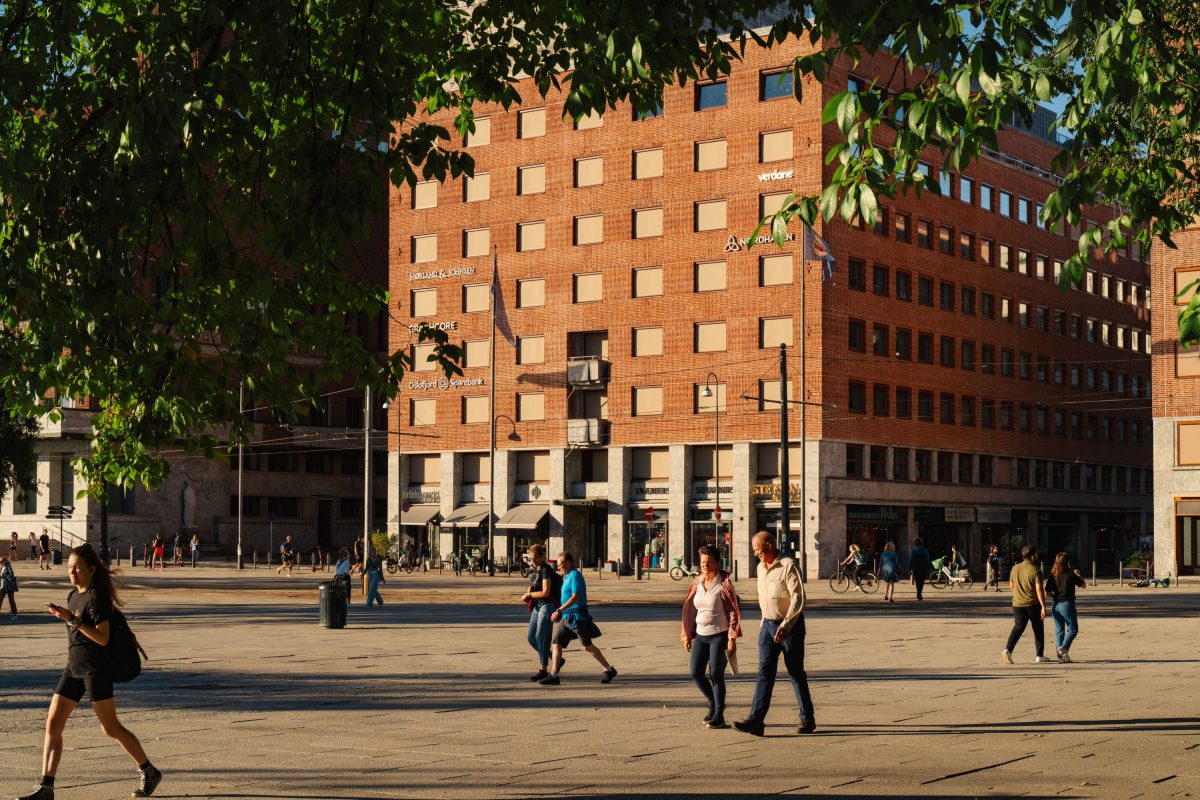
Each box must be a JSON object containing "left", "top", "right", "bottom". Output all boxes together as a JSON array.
[
  {"left": 277, "top": 536, "right": 296, "bottom": 577},
  {"left": 39, "top": 531, "right": 52, "bottom": 570}
]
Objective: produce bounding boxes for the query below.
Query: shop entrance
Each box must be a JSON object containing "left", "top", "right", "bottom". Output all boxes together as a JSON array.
[
  {"left": 1178, "top": 514, "right": 1199, "bottom": 576},
  {"left": 627, "top": 519, "right": 668, "bottom": 571},
  {"left": 687, "top": 517, "right": 731, "bottom": 569}
]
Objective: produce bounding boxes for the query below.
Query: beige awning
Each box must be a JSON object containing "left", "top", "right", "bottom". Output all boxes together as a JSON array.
[
  {"left": 442, "top": 503, "right": 490, "bottom": 527},
  {"left": 496, "top": 504, "right": 549, "bottom": 530},
  {"left": 399, "top": 505, "right": 440, "bottom": 526}
]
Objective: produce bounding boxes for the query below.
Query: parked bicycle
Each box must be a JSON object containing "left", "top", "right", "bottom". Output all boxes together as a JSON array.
[
  {"left": 385, "top": 552, "right": 418, "bottom": 575},
  {"left": 518, "top": 553, "right": 534, "bottom": 579},
  {"left": 669, "top": 558, "right": 702, "bottom": 581},
  {"left": 928, "top": 557, "right": 974, "bottom": 589},
  {"left": 446, "top": 550, "right": 482, "bottom": 576},
  {"left": 829, "top": 565, "right": 879, "bottom": 593}
]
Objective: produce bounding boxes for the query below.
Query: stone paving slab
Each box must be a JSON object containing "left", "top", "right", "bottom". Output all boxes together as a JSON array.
[{"left": 1, "top": 568, "right": 1197, "bottom": 799}]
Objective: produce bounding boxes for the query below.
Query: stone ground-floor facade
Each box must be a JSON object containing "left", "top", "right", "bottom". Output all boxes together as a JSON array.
[
  {"left": 1153, "top": 416, "right": 1200, "bottom": 579},
  {"left": 387, "top": 440, "right": 1152, "bottom": 579}
]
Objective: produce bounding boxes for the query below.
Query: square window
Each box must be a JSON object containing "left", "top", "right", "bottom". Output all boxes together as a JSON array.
[
  {"left": 759, "top": 130, "right": 792, "bottom": 162},
  {"left": 518, "top": 107, "right": 546, "bottom": 139},
  {"left": 463, "top": 172, "right": 490, "bottom": 202},
  {"left": 632, "top": 326, "right": 662, "bottom": 357},
  {"left": 633, "top": 266, "right": 663, "bottom": 297},
  {"left": 633, "top": 147, "right": 664, "bottom": 180},
  {"left": 695, "top": 260, "right": 727, "bottom": 292},
  {"left": 463, "top": 283, "right": 489, "bottom": 313},
  {"left": 760, "top": 254, "right": 792, "bottom": 286},
  {"left": 412, "top": 180, "right": 437, "bottom": 209},
  {"left": 762, "top": 316, "right": 793, "bottom": 348},
  {"left": 574, "top": 111, "right": 603, "bottom": 130},
  {"left": 573, "top": 214, "right": 603, "bottom": 246},
  {"left": 517, "top": 335, "right": 545, "bottom": 365},
  {"left": 761, "top": 192, "right": 791, "bottom": 217},
  {"left": 694, "top": 200, "right": 727, "bottom": 232},
  {"left": 633, "top": 207, "right": 663, "bottom": 239},
  {"left": 411, "top": 288, "right": 437, "bottom": 318},
  {"left": 632, "top": 386, "right": 663, "bottom": 416},
  {"left": 760, "top": 70, "right": 793, "bottom": 100},
  {"left": 574, "top": 157, "right": 603, "bottom": 188},
  {"left": 519, "top": 164, "right": 547, "bottom": 195},
  {"left": 517, "top": 393, "right": 545, "bottom": 422},
  {"left": 463, "top": 227, "right": 490, "bottom": 257},
  {"left": 411, "top": 234, "right": 437, "bottom": 264},
  {"left": 633, "top": 103, "right": 663, "bottom": 121},
  {"left": 696, "top": 139, "right": 728, "bottom": 171},
  {"left": 573, "top": 272, "right": 603, "bottom": 303},
  {"left": 696, "top": 81, "right": 727, "bottom": 110},
  {"left": 517, "top": 277, "right": 545, "bottom": 308},
  {"left": 465, "top": 116, "right": 491, "bottom": 147},
  {"left": 694, "top": 321, "right": 727, "bottom": 353},
  {"left": 517, "top": 221, "right": 545, "bottom": 252}
]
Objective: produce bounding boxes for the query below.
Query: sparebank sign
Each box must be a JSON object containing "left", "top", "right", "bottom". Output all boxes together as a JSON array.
[{"left": 407, "top": 376, "right": 486, "bottom": 391}]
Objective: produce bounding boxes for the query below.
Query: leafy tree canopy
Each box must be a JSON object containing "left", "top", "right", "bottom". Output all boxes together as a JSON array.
[{"left": 1, "top": 0, "right": 1193, "bottom": 492}]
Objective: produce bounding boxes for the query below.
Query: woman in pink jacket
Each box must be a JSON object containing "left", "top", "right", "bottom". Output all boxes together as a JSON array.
[{"left": 681, "top": 544, "right": 742, "bottom": 729}]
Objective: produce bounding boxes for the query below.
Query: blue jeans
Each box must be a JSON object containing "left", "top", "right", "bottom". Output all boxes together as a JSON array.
[
  {"left": 689, "top": 631, "right": 729, "bottom": 718},
  {"left": 527, "top": 603, "right": 552, "bottom": 667},
  {"left": 749, "top": 618, "right": 815, "bottom": 726},
  {"left": 1052, "top": 600, "right": 1079, "bottom": 652},
  {"left": 364, "top": 570, "right": 383, "bottom": 606}
]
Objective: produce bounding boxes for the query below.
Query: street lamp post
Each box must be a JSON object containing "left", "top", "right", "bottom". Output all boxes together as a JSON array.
[{"left": 701, "top": 372, "right": 722, "bottom": 565}]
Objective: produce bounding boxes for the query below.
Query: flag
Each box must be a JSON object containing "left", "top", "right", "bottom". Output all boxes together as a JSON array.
[
  {"left": 491, "top": 248, "right": 515, "bottom": 344},
  {"left": 803, "top": 224, "right": 836, "bottom": 281}
]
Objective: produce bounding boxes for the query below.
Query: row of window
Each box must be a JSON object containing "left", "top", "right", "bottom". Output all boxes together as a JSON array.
[
  {"left": 845, "top": 382, "right": 1146, "bottom": 444},
  {"left": 411, "top": 378, "right": 797, "bottom": 427},
  {"left": 228, "top": 495, "right": 387, "bottom": 522},
  {"left": 845, "top": 444, "right": 1151, "bottom": 495},
  {"left": 847, "top": 262, "right": 1151, "bottom": 355},
  {"left": 457, "top": 70, "right": 795, "bottom": 151},
  {"left": 409, "top": 190, "right": 799, "bottom": 261},
  {"left": 229, "top": 451, "right": 388, "bottom": 477},
  {"left": 409, "top": 257, "right": 799, "bottom": 321},
  {"left": 847, "top": 320, "right": 1148, "bottom": 397},
  {"left": 848, "top": 216, "right": 1150, "bottom": 313},
  {"left": 413, "top": 129, "right": 795, "bottom": 211}
]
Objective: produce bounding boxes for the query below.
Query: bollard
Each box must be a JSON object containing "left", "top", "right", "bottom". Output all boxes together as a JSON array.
[
  {"left": 130, "top": 546, "right": 137, "bottom": 568},
  {"left": 635, "top": 557, "right": 642, "bottom": 581},
  {"left": 1118, "top": 561, "right": 1122, "bottom": 587},
  {"left": 253, "top": 550, "right": 257, "bottom": 570},
  {"left": 1092, "top": 561, "right": 1097, "bottom": 587},
  {"left": 115, "top": 548, "right": 121, "bottom": 566},
  {"left": 597, "top": 559, "right": 602, "bottom": 580},
  {"left": 733, "top": 559, "right": 739, "bottom": 582}
]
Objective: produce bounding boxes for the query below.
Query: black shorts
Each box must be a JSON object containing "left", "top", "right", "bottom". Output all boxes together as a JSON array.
[
  {"left": 553, "top": 620, "right": 595, "bottom": 648},
  {"left": 55, "top": 670, "right": 114, "bottom": 703}
]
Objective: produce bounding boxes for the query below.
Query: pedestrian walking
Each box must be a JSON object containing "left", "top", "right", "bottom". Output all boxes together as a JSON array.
[
  {"left": 150, "top": 534, "right": 165, "bottom": 571},
  {"left": 171, "top": 533, "right": 184, "bottom": 566},
  {"left": 1046, "top": 552, "right": 1086, "bottom": 663},
  {"left": 418, "top": 539, "right": 429, "bottom": 573},
  {"left": 9, "top": 531, "right": 18, "bottom": 562},
  {"left": 520, "top": 544, "right": 561, "bottom": 683},
  {"left": 839, "top": 544, "right": 866, "bottom": 591},
  {"left": 363, "top": 548, "right": 384, "bottom": 608},
  {"left": 733, "top": 531, "right": 816, "bottom": 736},
  {"left": 1, "top": 556, "right": 19, "bottom": 619},
  {"left": 333, "top": 548, "right": 353, "bottom": 605},
  {"left": 189, "top": 534, "right": 200, "bottom": 567},
  {"left": 1003, "top": 545, "right": 1052, "bottom": 664},
  {"left": 276, "top": 536, "right": 296, "bottom": 577},
  {"left": 16, "top": 545, "right": 162, "bottom": 800},
  {"left": 985, "top": 545, "right": 1003, "bottom": 592},
  {"left": 681, "top": 544, "right": 741, "bottom": 728},
  {"left": 352, "top": 534, "right": 365, "bottom": 567},
  {"left": 39, "top": 530, "right": 52, "bottom": 570},
  {"left": 29, "top": 532, "right": 40, "bottom": 563},
  {"left": 879, "top": 542, "right": 901, "bottom": 602},
  {"left": 908, "top": 538, "right": 931, "bottom": 600},
  {"left": 540, "top": 552, "right": 617, "bottom": 686}
]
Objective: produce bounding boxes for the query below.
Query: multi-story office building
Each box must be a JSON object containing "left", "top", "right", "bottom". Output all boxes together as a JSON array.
[
  {"left": 387, "top": 41, "right": 1153, "bottom": 578},
  {"left": 1151, "top": 223, "right": 1200, "bottom": 577}
]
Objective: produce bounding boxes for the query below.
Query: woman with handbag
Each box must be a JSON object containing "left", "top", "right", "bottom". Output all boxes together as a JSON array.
[
  {"left": 1, "top": 556, "right": 18, "bottom": 618},
  {"left": 17, "top": 545, "right": 162, "bottom": 800},
  {"left": 520, "top": 543, "right": 561, "bottom": 683},
  {"left": 681, "top": 545, "right": 741, "bottom": 729}
]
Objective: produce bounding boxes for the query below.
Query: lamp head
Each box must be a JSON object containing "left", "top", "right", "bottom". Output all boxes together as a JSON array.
[{"left": 701, "top": 385, "right": 713, "bottom": 398}]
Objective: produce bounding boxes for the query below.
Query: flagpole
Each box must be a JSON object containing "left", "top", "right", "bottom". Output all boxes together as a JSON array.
[{"left": 488, "top": 247, "right": 498, "bottom": 576}]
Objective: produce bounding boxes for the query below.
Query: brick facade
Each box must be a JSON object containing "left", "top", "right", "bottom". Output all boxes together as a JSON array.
[{"left": 388, "top": 40, "right": 1152, "bottom": 579}]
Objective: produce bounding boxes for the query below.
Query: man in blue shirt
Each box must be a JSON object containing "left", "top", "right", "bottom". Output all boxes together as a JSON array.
[{"left": 541, "top": 552, "right": 617, "bottom": 686}]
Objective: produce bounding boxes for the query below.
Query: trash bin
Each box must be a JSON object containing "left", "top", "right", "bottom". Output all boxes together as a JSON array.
[
  {"left": 52, "top": 550, "right": 63, "bottom": 565},
  {"left": 319, "top": 581, "right": 346, "bottom": 629}
]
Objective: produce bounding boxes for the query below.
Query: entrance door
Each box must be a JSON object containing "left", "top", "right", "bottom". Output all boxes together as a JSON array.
[
  {"left": 1178, "top": 516, "right": 1199, "bottom": 576},
  {"left": 316, "top": 500, "right": 333, "bottom": 550}
]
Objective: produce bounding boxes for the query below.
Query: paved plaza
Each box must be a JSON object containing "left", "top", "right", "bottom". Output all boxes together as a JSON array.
[{"left": 2, "top": 564, "right": 1197, "bottom": 799}]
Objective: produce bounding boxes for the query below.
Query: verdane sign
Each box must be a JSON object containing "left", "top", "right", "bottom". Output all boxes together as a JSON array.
[
  {"left": 409, "top": 266, "right": 476, "bottom": 281},
  {"left": 757, "top": 169, "right": 794, "bottom": 182},
  {"left": 408, "top": 376, "right": 486, "bottom": 390}
]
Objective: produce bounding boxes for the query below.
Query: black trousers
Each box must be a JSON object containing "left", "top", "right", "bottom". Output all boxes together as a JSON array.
[
  {"left": 1005, "top": 604, "right": 1044, "bottom": 656},
  {"left": 913, "top": 571, "right": 926, "bottom": 598}
]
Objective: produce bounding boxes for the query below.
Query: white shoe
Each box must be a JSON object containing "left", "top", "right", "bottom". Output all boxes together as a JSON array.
[
  {"left": 1034, "top": 656, "right": 1054, "bottom": 663},
  {"left": 1002, "top": 650, "right": 1014, "bottom": 664}
]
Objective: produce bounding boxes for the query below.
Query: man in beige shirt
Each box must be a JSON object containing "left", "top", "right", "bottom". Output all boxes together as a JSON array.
[{"left": 733, "top": 531, "right": 816, "bottom": 736}]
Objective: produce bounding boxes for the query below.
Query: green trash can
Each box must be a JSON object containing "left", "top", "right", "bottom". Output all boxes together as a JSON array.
[{"left": 319, "top": 581, "right": 347, "bottom": 629}]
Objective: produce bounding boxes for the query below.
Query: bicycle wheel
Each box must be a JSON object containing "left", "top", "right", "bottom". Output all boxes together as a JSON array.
[
  {"left": 386, "top": 563, "right": 398, "bottom": 575},
  {"left": 928, "top": 569, "right": 948, "bottom": 589},
  {"left": 959, "top": 573, "right": 974, "bottom": 589},
  {"left": 669, "top": 566, "right": 685, "bottom": 581},
  {"left": 401, "top": 561, "right": 414, "bottom": 574},
  {"left": 829, "top": 572, "right": 850, "bottom": 593},
  {"left": 860, "top": 572, "right": 879, "bottom": 593}
]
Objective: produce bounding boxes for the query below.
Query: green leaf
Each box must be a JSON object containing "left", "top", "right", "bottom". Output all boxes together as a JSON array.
[
  {"left": 1035, "top": 74, "right": 1051, "bottom": 101},
  {"left": 859, "top": 183, "right": 878, "bottom": 226},
  {"left": 836, "top": 92, "right": 857, "bottom": 135}
]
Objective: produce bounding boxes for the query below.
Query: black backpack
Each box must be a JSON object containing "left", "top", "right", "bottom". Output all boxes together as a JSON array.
[{"left": 109, "top": 609, "right": 148, "bottom": 683}]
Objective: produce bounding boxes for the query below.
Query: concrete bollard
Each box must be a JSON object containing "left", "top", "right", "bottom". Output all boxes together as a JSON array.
[
  {"left": 597, "top": 559, "right": 602, "bottom": 580},
  {"left": 1092, "top": 561, "right": 1097, "bottom": 587},
  {"left": 253, "top": 551, "right": 257, "bottom": 570},
  {"left": 130, "top": 546, "right": 137, "bottom": 568},
  {"left": 115, "top": 548, "right": 121, "bottom": 566},
  {"left": 733, "top": 559, "right": 739, "bottom": 582},
  {"left": 635, "top": 558, "right": 642, "bottom": 581},
  {"left": 1118, "top": 561, "right": 1122, "bottom": 587}
]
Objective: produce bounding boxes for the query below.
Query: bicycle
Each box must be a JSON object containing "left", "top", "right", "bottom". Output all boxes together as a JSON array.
[
  {"left": 385, "top": 552, "right": 416, "bottom": 575},
  {"left": 447, "top": 550, "right": 480, "bottom": 576},
  {"left": 928, "top": 558, "right": 974, "bottom": 589},
  {"left": 669, "top": 558, "right": 701, "bottom": 581},
  {"left": 829, "top": 566, "right": 879, "bottom": 593}
]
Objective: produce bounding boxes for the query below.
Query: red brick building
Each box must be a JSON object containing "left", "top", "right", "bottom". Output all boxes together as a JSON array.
[
  {"left": 1151, "top": 222, "right": 1200, "bottom": 577},
  {"left": 386, "top": 39, "right": 1152, "bottom": 578}
]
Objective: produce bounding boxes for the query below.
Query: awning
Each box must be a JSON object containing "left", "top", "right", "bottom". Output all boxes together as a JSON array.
[
  {"left": 442, "top": 503, "right": 490, "bottom": 527},
  {"left": 399, "top": 504, "right": 440, "bottom": 526},
  {"left": 496, "top": 504, "right": 549, "bottom": 530}
]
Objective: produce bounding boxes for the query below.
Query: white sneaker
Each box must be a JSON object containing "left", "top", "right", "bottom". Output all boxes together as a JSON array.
[
  {"left": 1034, "top": 655, "right": 1054, "bottom": 663},
  {"left": 1002, "top": 650, "right": 1014, "bottom": 664}
]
